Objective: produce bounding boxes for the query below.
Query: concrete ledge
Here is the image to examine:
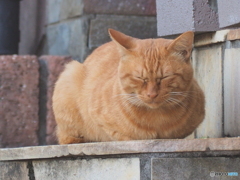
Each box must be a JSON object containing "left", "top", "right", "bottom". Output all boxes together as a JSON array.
[{"left": 1, "top": 138, "right": 240, "bottom": 161}]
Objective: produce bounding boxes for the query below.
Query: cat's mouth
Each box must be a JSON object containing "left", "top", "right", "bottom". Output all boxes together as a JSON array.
[{"left": 142, "top": 100, "right": 162, "bottom": 109}]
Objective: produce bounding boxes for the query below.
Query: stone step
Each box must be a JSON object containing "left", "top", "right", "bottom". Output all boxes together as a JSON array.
[{"left": 0, "top": 138, "right": 239, "bottom": 179}]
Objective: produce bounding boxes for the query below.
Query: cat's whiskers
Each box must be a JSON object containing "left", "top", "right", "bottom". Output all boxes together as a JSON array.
[{"left": 165, "top": 97, "right": 187, "bottom": 110}]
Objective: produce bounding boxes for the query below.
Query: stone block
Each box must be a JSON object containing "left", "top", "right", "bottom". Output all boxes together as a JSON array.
[
  {"left": 47, "top": 0, "right": 61, "bottom": 24},
  {"left": 33, "top": 158, "right": 140, "bottom": 180},
  {"left": 2, "top": 138, "right": 240, "bottom": 161},
  {"left": 59, "top": 0, "right": 84, "bottom": 21},
  {"left": 227, "top": 29, "right": 240, "bottom": 41},
  {"left": 0, "top": 55, "right": 39, "bottom": 148},
  {"left": 39, "top": 56, "right": 72, "bottom": 145},
  {"left": 192, "top": 45, "right": 223, "bottom": 138},
  {"left": 152, "top": 158, "right": 240, "bottom": 180},
  {"left": 0, "top": 161, "right": 29, "bottom": 180},
  {"left": 156, "top": 0, "right": 219, "bottom": 37},
  {"left": 224, "top": 48, "right": 240, "bottom": 137},
  {"left": 83, "top": 0, "right": 156, "bottom": 15},
  {"left": 89, "top": 15, "right": 157, "bottom": 49},
  {"left": 194, "top": 30, "right": 229, "bottom": 47},
  {"left": 19, "top": 0, "right": 38, "bottom": 54},
  {"left": 47, "top": 0, "right": 84, "bottom": 24},
  {"left": 47, "top": 17, "right": 91, "bottom": 62},
  {"left": 217, "top": 0, "right": 240, "bottom": 28}
]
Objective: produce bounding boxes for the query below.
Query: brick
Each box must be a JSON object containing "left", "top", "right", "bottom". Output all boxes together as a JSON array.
[
  {"left": 89, "top": 15, "right": 157, "bottom": 49},
  {"left": 217, "top": 0, "right": 240, "bottom": 28},
  {"left": 47, "top": 17, "right": 91, "bottom": 62},
  {"left": 39, "top": 56, "right": 72, "bottom": 145},
  {"left": 152, "top": 158, "right": 240, "bottom": 180},
  {"left": 33, "top": 158, "right": 140, "bottom": 180},
  {"left": 83, "top": 0, "right": 156, "bottom": 15},
  {"left": 0, "top": 56, "right": 39, "bottom": 148},
  {"left": 224, "top": 48, "right": 240, "bottom": 137},
  {"left": 156, "top": 0, "right": 219, "bottom": 37},
  {"left": 192, "top": 45, "right": 223, "bottom": 138},
  {"left": 0, "top": 161, "right": 29, "bottom": 180}
]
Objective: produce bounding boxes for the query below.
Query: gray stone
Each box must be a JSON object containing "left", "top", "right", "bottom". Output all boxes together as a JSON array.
[
  {"left": 1, "top": 138, "right": 240, "bottom": 161},
  {"left": 60, "top": 0, "right": 84, "bottom": 20},
  {"left": 152, "top": 158, "right": 240, "bottom": 180},
  {"left": 83, "top": 0, "right": 156, "bottom": 16},
  {"left": 33, "top": 158, "right": 140, "bottom": 180},
  {"left": 217, "top": 0, "right": 240, "bottom": 28},
  {"left": 224, "top": 48, "right": 240, "bottom": 137},
  {"left": 0, "top": 161, "right": 29, "bottom": 180},
  {"left": 47, "top": 17, "right": 91, "bottom": 62},
  {"left": 19, "top": 0, "right": 38, "bottom": 54},
  {"left": 156, "top": 0, "right": 219, "bottom": 37},
  {"left": 89, "top": 15, "right": 157, "bottom": 49},
  {"left": 47, "top": 0, "right": 61, "bottom": 24},
  {"left": 192, "top": 45, "right": 223, "bottom": 138},
  {"left": 47, "top": 0, "right": 84, "bottom": 24}
]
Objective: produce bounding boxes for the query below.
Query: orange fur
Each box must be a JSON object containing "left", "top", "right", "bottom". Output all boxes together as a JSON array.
[{"left": 52, "top": 29, "right": 205, "bottom": 144}]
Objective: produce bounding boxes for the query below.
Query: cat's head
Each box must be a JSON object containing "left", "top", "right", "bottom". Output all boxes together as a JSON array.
[{"left": 109, "top": 29, "right": 194, "bottom": 109}]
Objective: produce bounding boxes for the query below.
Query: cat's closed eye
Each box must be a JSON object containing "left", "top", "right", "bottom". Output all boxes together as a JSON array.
[{"left": 136, "top": 77, "right": 148, "bottom": 83}]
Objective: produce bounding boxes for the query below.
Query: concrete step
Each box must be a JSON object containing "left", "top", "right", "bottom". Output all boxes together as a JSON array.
[{"left": 1, "top": 138, "right": 240, "bottom": 180}]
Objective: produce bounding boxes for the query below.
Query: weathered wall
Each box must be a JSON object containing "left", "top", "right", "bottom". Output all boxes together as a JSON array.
[
  {"left": 0, "top": 138, "right": 240, "bottom": 180},
  {"left": 156, "top": 0, "right": 240, "bottom": 37},
  {"left": 0, "top": 55, "right": 70, "bottom": 147},
  {"left": 45, "top": 0, "right": 157, "bottom": 62},
  {"left": 19, "top": 0, "right": 46, "bottom": 55},
  {"left": 192, "top": 29, "right": 240, "bottom": 138}
]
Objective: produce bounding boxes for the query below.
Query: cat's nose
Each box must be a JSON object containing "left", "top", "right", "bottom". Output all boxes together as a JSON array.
[{"left": 147, "top": 92, "right": 158, "bottom": 99}]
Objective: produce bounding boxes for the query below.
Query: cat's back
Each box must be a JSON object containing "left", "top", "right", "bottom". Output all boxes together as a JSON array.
[{"left": 84, "top": 41, "right": 120, "bottom": 77}]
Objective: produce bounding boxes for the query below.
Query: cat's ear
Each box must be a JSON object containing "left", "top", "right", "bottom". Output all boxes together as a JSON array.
[
  {"left": 108, "top": 29, "right": 136, "bottom": 52},
  {"left": 167, "top": 31, "right": 194, "bottom": 62}
]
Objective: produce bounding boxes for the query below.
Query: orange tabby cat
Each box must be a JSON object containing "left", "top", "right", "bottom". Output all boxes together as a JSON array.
[{"left": 52, "top": 29, "right": 205, "bottom": 144}]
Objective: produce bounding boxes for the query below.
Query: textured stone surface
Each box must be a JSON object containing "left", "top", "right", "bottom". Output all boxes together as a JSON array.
[
  {"left": 0, "top": 161, "right": 29, "bottom": 180},
  {"left": 224, "top": 48, "right": 240, "bottom": 137},
  {"left": 83, "top": 0, "right": 156, "bottom": 15},
  {"left": 89, "top": 15, "right": 157, "bottom": 48},
  {"left": 47, "top": 17, "right": 91, "bottom": 62},
  {"left": 1, "top": 138, "right": 240, "bottom": 161},
  {"left": 218, "top": 0, "right": 240, "bottom": 28},
  {"left": 192, "top": 45, "right": 223, "bottom": 138},
  {"left": 194, "top": 30, "right": 229, "bottom": 47},
  {"left": 156, "top": 0, "right": 219, "bottom": 37},
  {"left": 152, "top": 158, "right": 240, "bottom": 180},
  {"left": 19, "top": 0, "right": 38, "bottom": 54},
  {"left": 33, "top": 158, "right": 140, "bottom": 180},
  {"left": 39, "top": 56, "right": 72, "bottom": 145},
  {"left": 47, "top": 0, "right": 61, "bottom": 24},
  {"left": 227, "top": 29, "right": 240, "bottom": 41},
  {"left": 47, "top": 0, "right": 84, "bottom": 24},
  {"left": 0, "top": 56, "right": 39, "bottom": 148}
]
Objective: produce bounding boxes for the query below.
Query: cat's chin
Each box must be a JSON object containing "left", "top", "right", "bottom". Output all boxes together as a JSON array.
[{"left": 144, "top": 102, "right": 161, "bottom": 109}]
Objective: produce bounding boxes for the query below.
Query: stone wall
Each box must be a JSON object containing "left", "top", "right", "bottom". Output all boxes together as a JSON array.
[
  {"left": 0, "top": 138, "right": 240, "bottom": 180},
  {"left": 44, "top": 0, "right": 157, "bottom": 62},
  {"left": 156, "top": 0, "right": 240, "bottom": 37}
]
